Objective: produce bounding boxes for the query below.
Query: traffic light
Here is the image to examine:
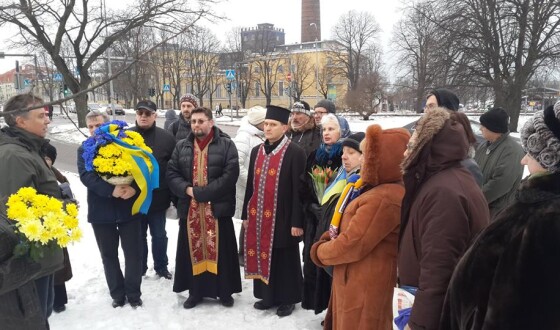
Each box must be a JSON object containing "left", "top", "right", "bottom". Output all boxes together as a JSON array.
[
  {"left": 63, "top": 84, "right": 69, "bottom": 95},
  {"left": 148, "top": 88, "right": 155, "bottom": 96},
  {"left": 59, "top": 85, "right": 63, "bottom": 93},
  {"left": 226, "top": 82, "right": 232, "bottom": 94}
]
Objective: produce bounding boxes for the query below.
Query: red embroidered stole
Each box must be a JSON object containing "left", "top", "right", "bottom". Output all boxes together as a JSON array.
[
  {"left": 186, "top": 141, "right": 219, "bottom": 275},
  {"left": 244, "top": 136, "right": 290, "bottom": 284}
]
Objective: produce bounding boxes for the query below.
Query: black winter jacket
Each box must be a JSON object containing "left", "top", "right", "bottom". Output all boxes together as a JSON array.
[
  {"left": 167, "top": 127, "right": 239, "bottom": 219},
  {"left": 167, "top": 115, "right": 192, "bottom": 142},
  {"left": 129, "top": 123, "right": 176, "bottom": 212}
]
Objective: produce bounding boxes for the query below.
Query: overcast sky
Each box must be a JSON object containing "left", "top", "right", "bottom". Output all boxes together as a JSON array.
[{"left": 0, "top": 0, "right": 401, "bottom": 75}]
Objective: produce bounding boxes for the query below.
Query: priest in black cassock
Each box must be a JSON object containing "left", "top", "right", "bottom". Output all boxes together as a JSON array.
[
  {"left": 167, "top": 107, "right": 241, "bottom": 309},
  {"left": 242, "top": 105, "right": 306, "bottom": 317}
]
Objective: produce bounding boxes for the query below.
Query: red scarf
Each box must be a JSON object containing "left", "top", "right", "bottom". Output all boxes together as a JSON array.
[
  {"left": 186, "top": 138, "right": 218, "bottom": 275},
  {"left": 244, "top": 136, "right": 290, "bottom": 284}
]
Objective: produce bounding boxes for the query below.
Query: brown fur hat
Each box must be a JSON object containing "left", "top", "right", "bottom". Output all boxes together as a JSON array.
[
  {"left": 401, "top": 107, "right": 450, "bottom": 172},
  {"left": 360, "top": 124, "right": 410, "bottom": 186}
]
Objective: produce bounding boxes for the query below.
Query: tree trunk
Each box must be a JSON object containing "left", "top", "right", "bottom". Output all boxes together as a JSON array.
[{"left": 504, "top": 84, "right": 523, "bottom": 133}]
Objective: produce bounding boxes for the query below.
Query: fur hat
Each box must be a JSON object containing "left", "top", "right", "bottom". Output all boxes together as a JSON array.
[
  {"left": 360, "top": 124, "right": 410, "bottom": 186},
  {"left": 247, "top": 106, "right": 266, "bottom": 125},
  {"left": 521, "top": 102, "right": 560, "bottom": 173},
  {"left": 480, "top": 107, "right": 509, "bottom": 133},
  {"left": 291, "top": 101, "right": 312, "bottom": 117},
  {"left": 428, "top": 88, "right": 460, "bottom": 111},
  {"left": 314, "top": 99, "right": 336, "bottom": 114},
  {"left": 342, "top": 132, "right": 365, "bottom": 153},
  {"left": 179, "top": 93, "right": 199, "bottom": 108}
]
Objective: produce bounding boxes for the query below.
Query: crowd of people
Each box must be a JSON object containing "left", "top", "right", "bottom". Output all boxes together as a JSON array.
[{"left": 1, "top": 89, "right": 560, "bottom": 330}]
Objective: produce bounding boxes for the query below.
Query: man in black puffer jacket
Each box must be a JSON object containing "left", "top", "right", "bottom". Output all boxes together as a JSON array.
[
  {"left": 129, "top": 100, "right": 176, "bottom": 279},
  {"left": 167, "top": 107, "right": 241, "bottom": 309}
]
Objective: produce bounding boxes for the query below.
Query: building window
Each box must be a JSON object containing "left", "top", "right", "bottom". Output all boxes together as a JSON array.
[
  {"left": 278, "top": 65, "right": 283, "bottom": 73},
  {"left": 255, "top": 82, "right": 260, "bottom": 97},
  {"left": 217, "top": 84, "right": 222, "bottom": 98},
  {"left": 278, "top": 81, "right": 284, "bottom": 96}
]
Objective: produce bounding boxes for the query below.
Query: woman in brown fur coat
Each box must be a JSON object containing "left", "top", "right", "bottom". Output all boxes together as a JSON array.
[{"left": 311, "top": 125, "right": 410, "bottom": 329}]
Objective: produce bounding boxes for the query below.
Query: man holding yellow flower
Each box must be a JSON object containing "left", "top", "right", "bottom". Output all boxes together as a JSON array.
[
  {"left": 78, "top": 111, "right": 144, "bottom": 309},
  {"left": 0, "top": 94, "right": 64, "bottom": 329}
]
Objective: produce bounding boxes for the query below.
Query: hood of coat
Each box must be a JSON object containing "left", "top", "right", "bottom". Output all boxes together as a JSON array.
[
  {"left": 0, "top": 126, "right": 47, "bottom": 153},
  {"left": 165, "top": 109, "right": 177, "bottom": 119},
  {"left": 361, "top": 124, "right": 410, "bottom": 186},
  {"left": 237, "top": 120, "right": 264, "bottom": 137},
  {"left": 401, "top": 107, "right": 468, "bottom": 174}
]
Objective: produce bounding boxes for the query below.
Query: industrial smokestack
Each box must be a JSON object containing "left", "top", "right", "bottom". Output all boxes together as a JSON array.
[{"left": 301, "top": 0, "right": 321, "bottom": 43}]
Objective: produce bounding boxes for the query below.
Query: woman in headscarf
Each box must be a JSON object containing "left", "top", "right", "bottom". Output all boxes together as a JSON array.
[
  {"left": 301, "top": 113, "right": 347, "bottom": 313},
  {"left": 441, "top": 102, "right": 560, "bottom": 330},
  {"left": 311, "top": 125, "right": 410, "bottom": 329}
]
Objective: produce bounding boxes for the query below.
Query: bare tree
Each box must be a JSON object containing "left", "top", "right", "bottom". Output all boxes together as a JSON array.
[
  {"left": 437, "top": 0, "right": 560, "bottom": 131},
  {"left": 252, "top": 54, "right": 286, "bottom": 106},
  {"left": 290, "top": 53, "right": 314, "bottom": 102},
  {"left": 393, "top": 2, "right": 441, "bottom": 113},
  {"left": 0, "top": 0, "right": 217, "bottom": 127},
  {"left": 330, "top": 10, "right": 381, "bottom": 91},
  {"left": 183, "top": 26, "right": 221, "bottom": 107}
]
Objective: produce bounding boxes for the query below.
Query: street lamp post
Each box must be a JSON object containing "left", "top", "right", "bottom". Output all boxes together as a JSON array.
[{"left": 309, "top": 23, "right": 319, "bottom": 104}]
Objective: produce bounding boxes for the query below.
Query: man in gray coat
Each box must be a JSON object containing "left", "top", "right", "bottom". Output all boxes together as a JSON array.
[
  {"left": 0, "top": 94, "right": 64, "bottom": 329},
  {"left": 475, "top": 107, "right": 525, "bottom": 218}
]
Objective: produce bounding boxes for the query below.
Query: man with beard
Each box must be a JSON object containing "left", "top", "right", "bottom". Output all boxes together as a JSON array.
[
  {"left": 129, "top": 100, "right": 176, "bottom": 279},
  {"left": 167, "top": 107, "right": 241, "bottom": 309},
  {"left": 168, "top": 93, "right": 198, "bottom": 141},
  {"left": 242, "top": 105, "right": 306, "bottom": 317},
  {"left": 287, "top": 101, "right": 321, "bottom": 157}
]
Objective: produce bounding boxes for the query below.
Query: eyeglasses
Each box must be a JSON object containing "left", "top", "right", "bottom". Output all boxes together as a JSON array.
[
  {"left": 191, "top": 119, "right": 210, "bottom": 125},
  {"left": 136, "top": 109, "right": 154, "bottom": 117}
]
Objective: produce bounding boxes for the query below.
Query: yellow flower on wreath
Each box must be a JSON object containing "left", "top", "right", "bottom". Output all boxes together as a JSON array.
[{"left": 92, "top": 130, "right": 153, "bottom": 178}]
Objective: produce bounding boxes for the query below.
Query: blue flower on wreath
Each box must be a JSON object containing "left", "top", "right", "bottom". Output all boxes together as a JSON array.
[{"left": 82, "top": 120, "right": 129, "bottom": 171}]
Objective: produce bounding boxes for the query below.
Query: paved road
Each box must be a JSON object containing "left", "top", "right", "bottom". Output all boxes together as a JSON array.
[{"left": 48, "top": 114, "right": 240, "bottom": 174}]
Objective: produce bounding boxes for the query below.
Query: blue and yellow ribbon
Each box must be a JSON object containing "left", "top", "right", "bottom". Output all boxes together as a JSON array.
[{"left": 99, "top": 123, "right": 159, "bottom": 215}]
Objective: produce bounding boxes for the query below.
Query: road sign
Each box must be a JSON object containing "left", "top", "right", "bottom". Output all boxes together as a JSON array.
[
  {"left": 163, "top": 84, "right": 170, "bottom": 92},
  {"left": 23, "top": 79, "right": 31, "bottom": 86},
  {"left": 225, "top": 69, "right": 235, "bottom": 80},
  {"left": 53, "top": 73, "right": 62, "bottom": 81}
]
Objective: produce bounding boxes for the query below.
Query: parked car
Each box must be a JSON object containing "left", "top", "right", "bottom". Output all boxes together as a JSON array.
[
  {"left": 87, "top": 103, "right": 102, "bottom": 112},
  {"left": 101, "top": 104, "right": 125, "bottom": 115}
]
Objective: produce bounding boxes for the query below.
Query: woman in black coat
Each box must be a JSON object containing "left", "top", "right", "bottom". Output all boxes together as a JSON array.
[{"left": 441, "top": 104, "right": 560, "bottom": 330}]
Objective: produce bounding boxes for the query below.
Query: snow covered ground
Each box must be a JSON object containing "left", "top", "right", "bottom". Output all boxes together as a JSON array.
[{"left": 46, "top": 113, "right": 532, "bottom": 329}]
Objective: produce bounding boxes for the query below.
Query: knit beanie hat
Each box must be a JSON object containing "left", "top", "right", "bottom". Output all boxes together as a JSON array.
[
  {"left": 314, "top": 99, "right": 336, "bottom": 114},
  {"left": 428, "top": 88, "right": 460, "bottom": 111},
  {"left": 342, "top": 132, "right": 365, "bottom": 153},
  {"left": 291, "top": 101, "right": 312, "bottom": 116},
  {"left": 521, "top": 102, "right": 560, "bottom": 172},
  {"left": 179, "top": 93, "right": 199, "bottom": 108},
  {"left": 43, "top": 143, "right": 57, "bottom": 164},
  {"left": 480, "top": 107, "right": 509, "bottom": 133},
  {"left": 247, "top": 106, "right": 266, "bottom": 125}
]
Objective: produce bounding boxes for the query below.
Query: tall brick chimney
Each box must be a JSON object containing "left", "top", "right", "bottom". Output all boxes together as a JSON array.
[{"left": 301, "top": 0, "right": 321, "bottom": 43}]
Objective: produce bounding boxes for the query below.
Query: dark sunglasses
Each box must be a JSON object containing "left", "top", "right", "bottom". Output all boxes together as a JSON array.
[{"left": 136, "top": 109, "right": 155, "bottom": 116}]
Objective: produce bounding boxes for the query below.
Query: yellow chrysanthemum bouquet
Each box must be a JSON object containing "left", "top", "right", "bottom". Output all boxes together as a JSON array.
[
  {"left": 82, "top": 120, "right": 160, "bottom": 214},
  {"left": 6, "top": 187, "right": 81, "bottom": 261}
]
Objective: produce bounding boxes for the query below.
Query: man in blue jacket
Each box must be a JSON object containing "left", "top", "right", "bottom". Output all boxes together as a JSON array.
[{"left": 78, "top": 110, "right": 143, "bottom": 308}]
